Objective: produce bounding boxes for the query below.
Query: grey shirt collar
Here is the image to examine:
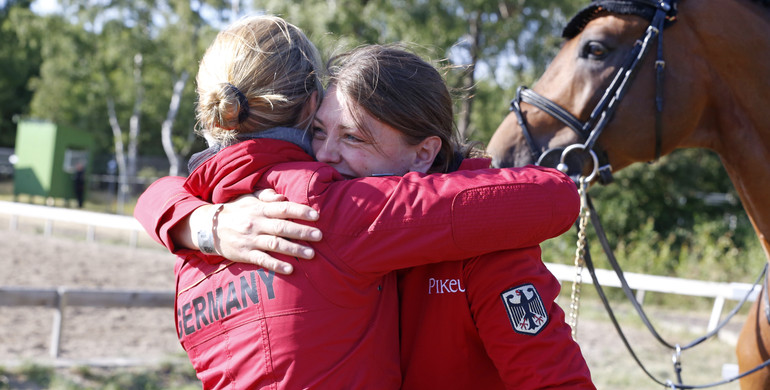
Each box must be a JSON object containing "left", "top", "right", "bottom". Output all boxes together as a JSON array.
[{"left": 188, "top": 127, "right": 314, "bottom": 172}]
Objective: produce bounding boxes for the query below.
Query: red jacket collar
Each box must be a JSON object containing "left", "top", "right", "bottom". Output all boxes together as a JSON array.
[{"left": 184, "top": 139, "right": 314, "bottom": 203}]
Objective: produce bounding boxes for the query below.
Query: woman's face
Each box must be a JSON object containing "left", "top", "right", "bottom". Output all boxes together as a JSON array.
[{"left": 312, "top": 85, "right": 428, "bottom": 179}]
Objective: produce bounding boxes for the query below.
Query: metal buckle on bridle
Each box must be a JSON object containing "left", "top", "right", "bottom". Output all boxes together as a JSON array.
[
  {"left": 557, "top": 144, "right": 599, "bottom": 183},
  {"left": 514, "top": 0, "right": 676, "bottom": 180},
  {"left": 672, "top": 344, "right": 683, "bottom": 385}
]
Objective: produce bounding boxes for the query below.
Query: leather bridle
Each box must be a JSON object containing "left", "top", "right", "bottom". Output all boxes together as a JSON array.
[
  {"left": 517, "top": 2, "right": 770, "bottom": 387},
  {"left": 511, "top": 0, "right": 677, "bottom": 184}
]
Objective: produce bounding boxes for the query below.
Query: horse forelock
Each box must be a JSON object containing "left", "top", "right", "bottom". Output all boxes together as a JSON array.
[{"left": 562, "top": 0, "right": 678, "bottom": 39}]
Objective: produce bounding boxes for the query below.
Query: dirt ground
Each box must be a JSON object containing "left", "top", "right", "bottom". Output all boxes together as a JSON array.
[{"left": 0, "top": 215, "right": 746, "bottom": 389}]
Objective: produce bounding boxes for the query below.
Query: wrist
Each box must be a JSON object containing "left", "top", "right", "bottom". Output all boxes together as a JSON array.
[{"left": 195, "top": 203, "right": 224, "bottom": 255}]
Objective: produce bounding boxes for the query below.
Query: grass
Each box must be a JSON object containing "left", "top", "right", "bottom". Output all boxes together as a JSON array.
[{"left": 562, "top": 287, "right": 745, "bottom": 390}]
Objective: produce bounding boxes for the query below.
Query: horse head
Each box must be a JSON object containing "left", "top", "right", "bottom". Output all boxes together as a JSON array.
[
  {"left": 486, "top": 0, "right": 770, "bottom": 268},
  {"left": 486, "top": 0, "right": 717, "bottom": 183}
]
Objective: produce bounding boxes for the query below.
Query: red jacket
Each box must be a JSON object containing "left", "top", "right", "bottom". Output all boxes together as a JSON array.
[
  {"left": 135, "top": 138, "right": 581, "bottom": 389},
  {"left": 399, "top": 249, "right": 595, "bottom": 390},
  {"left": 397, "top": 160, "right": 594, "bottom": 390}
]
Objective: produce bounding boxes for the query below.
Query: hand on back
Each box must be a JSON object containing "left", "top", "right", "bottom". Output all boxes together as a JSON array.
[{"left": 214, "top": 190, "right": 321, "bottom": 274}]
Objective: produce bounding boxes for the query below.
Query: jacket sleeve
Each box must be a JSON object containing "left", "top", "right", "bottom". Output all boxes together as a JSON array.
[
  {"left": 298, "top": 165, "right": 580, "bottom": 276},
  {"left": 463, "top": 249, "right": 595, "bottom": 389},
  {"left": 134, "top": 176, "right": 209, "bottom": 253}
]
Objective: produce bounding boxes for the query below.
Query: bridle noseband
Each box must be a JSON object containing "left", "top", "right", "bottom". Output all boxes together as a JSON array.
[{"left": 512, "top": 0, "right": 678, "bottom": 184}]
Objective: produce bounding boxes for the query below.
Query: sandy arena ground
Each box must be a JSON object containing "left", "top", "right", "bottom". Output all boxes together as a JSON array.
[{"left": 0, "top": 222, "right": 185, "bottom": 367}]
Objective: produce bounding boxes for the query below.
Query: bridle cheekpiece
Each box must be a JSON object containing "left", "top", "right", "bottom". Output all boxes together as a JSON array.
[{"left": 511, "top": 0, "right": 678, "bottom": 184}]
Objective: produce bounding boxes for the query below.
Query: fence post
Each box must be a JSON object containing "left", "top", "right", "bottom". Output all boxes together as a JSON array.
[
  {"left": 635, "top": 289, "right": 646, "bottom": 305},
  {"left": 87, "top": 225, "right": 96, "bottom": 242},
  {"left": 707, "top": 296, "right": 726, "bottom": 333},
  {"left": 49, "top": 287, "right": 67, "bottom": 358}
]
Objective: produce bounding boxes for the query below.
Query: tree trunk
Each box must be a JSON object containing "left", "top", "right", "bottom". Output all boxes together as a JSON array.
[
  {"left": 457, "top": 12, "right": 481, "bottom": 140},
  {"left": 104, "top": 53, "right": 143, "bottom": 215},
  {"left": 161, "top": 71, "right": 189, "bottom": 176},
  {"left": 127, "top": 53, "right": 143, "bottom": 185},
  {"left": 107, "top": 98, "right": 129, "bottom": 215}
]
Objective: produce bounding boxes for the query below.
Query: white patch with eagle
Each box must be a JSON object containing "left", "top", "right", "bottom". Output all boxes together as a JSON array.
[{"left": 501, "top": 284, "right": 549, "bottom": 335}]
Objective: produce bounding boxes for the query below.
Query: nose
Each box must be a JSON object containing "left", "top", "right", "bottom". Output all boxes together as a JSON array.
[{"left": 314, "top": 139, "right": 341, "bottom": 164}]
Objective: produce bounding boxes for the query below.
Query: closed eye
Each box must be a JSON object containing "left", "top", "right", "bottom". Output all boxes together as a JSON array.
[
  {"left": 344, "top": 133, "right": 365, "bottom": 143},
  {"left": 312, "top": 126, "right": 327, "bottom": 140}
]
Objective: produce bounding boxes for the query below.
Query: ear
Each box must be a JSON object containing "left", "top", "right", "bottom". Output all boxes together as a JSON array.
[
  {"left": 410, "top": 136, "right": 442, "bottom": 173},
  {"left": 297, "top": 91, "right": 320, "bottom": 131}
]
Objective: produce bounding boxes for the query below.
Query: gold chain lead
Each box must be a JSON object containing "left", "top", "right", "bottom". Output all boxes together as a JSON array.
[{"left": 568, "top": 178, "right": 590, "bottom": 340}]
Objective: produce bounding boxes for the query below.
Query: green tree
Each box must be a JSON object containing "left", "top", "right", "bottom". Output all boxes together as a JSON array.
[
  {"left": 148, "top": 0, "right": 218, "bottom": 175},
  {"left": 21, "top": 0, "right": 225, "bottom": 212},
  {"left": 0, "top": 1, "right": 39, "bottom": 147},
  {"left": 584, "top": 148, "right": 762, "bottom": 280},
  {"left": 13, "top": 7, "right": 109, "bottom": 143},
  {"left": 254, "top": 0, "right": 584, "bottom": 145}
]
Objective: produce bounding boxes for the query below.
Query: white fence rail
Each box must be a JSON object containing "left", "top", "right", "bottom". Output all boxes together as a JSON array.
[
  {"left": 545, "top": 263, "right": 761, "bottom": 333},
  {"left": 0, "top": 201, "right": 762, "bottom": 362},
  {"left": 0, "top": 200, "right": 144, "bottom": 246}
]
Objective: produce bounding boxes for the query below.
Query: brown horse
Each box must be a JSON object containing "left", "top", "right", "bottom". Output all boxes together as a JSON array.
[{"left": 485, "top": 0, "right": 770, "bottom": 387}]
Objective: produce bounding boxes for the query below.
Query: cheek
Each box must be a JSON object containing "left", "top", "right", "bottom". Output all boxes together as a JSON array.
[
  {"left": 350, "top": 150, "right": 394, "bottom": 175},
  {"left": 341, "top": 149, "right": 373, "bottom": 174}
]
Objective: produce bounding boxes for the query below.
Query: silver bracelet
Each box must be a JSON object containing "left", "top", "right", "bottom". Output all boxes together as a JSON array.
[{"left": 197, "top": 203, "right": 224, "bottom": 255}]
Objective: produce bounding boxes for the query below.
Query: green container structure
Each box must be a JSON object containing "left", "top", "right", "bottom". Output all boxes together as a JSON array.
[{"left": 13, "top": 120, "right": 93, "bottom": 206}]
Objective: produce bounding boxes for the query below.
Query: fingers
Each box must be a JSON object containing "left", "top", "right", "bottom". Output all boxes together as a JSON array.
[
  {"left": 264, "top": 219, "right": 322, "bottom": 242},
  {"left": 218, "top": 237, "right": 311, "bottom": 274},
  {"left": 246, "top": 252, "right": 295, "bottom": 275},
  {"left": 213, "top": 192, "right": 321, "bottom": 271},
  {"left": 261, "top": 201, "right": 320, "bottom": 223},
  {"left": 254, "top": 235, "right": 315, "bottom": 259},
  {"left": 231, "top": 237, "right": 315, "bottom": 275},
  {"left": 239, "top": 191, "right": 319, "bottom": 222}
]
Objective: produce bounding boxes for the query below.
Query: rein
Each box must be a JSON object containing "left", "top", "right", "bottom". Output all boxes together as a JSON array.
[
  {"left": 511, "top": 0, "right": 675, "bottom": 184},
  {"left": 576, "top": 190, "right": 770, "bottom": 388}
]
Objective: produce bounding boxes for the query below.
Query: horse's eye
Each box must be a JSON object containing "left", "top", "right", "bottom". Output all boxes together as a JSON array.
[{"left": 582, "top": 41, "right": 608, "bottom": 59}]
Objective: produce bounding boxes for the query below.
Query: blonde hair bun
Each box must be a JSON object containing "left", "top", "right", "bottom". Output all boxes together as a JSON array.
[{"left": 195, "top": 15, "right": 323, "bottom": 146}]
